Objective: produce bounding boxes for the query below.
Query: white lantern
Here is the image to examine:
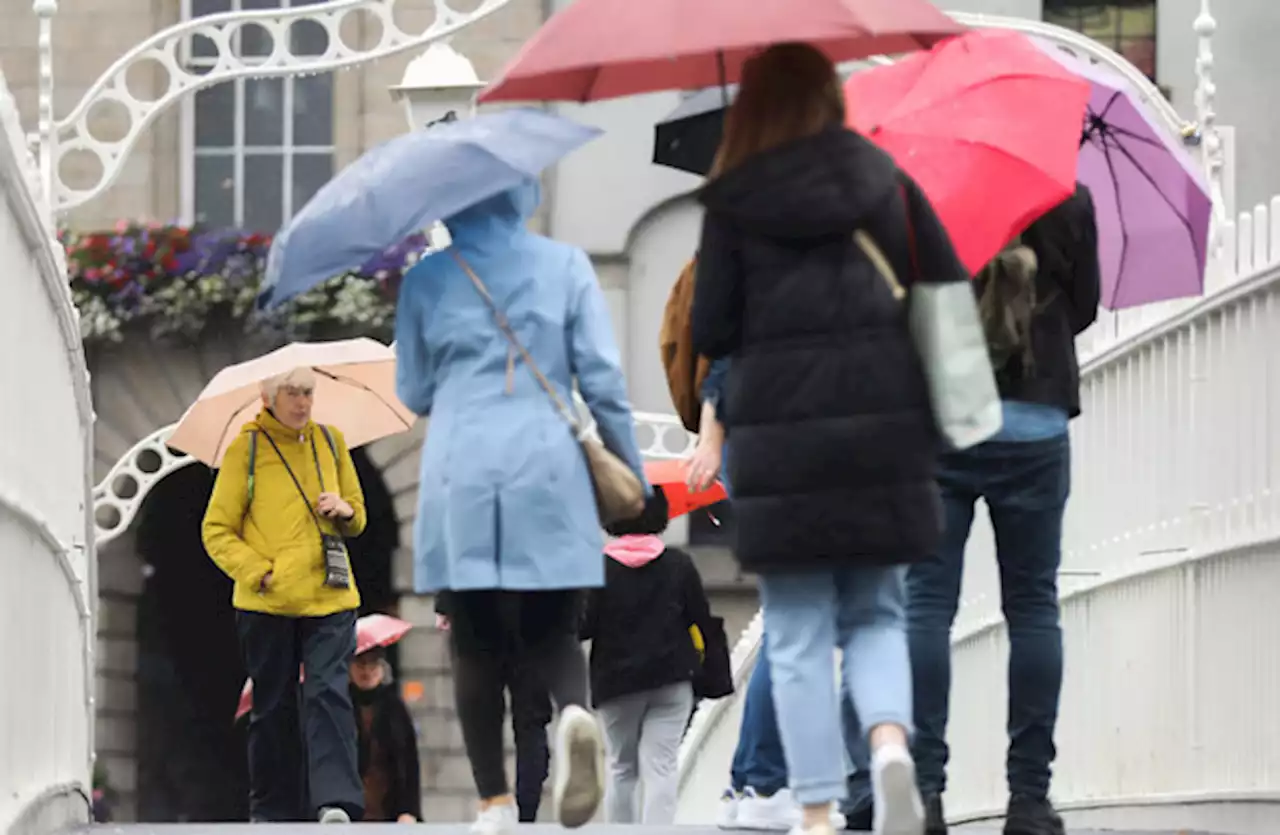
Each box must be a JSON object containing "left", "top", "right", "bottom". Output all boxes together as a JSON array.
[{"left": 388, "top": 42, "right": 486, "bottom": 131}]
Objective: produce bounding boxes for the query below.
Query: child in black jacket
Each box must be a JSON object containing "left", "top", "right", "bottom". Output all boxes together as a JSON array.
[{"left": 582, "top": 487, "right": 718, "bottom": 824}]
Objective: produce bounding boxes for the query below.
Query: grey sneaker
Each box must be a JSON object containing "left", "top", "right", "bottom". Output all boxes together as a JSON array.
[{"left": 319, "top": 807, "right": 351, "bottom": 824}]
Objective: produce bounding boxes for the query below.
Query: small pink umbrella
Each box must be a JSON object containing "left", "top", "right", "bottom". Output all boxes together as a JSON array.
[{"left": 234, "top": 613, "right": 412, "bottom": 721}]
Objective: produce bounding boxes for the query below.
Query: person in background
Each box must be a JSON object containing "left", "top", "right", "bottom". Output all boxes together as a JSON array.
[
  {"left": 436, "top": 591, "right": 555, "bottom": 823},
  {"left": 582, "top": 487, "right": 716, "bottom": 824},
  {"left": 692, "top": 41, "right": 970, "bottom": 835},
  {"left": 907, "top": 185, "right": 1101, "bottom": 835},
  {"left": 203, "top": 367, "right": 368, "bottom": 824},
  {"left": 395, "top": 178, "right": 649, "bottom": 835},
  {"left": 349, "top": 646, "right": 422, "bottom": 823}
]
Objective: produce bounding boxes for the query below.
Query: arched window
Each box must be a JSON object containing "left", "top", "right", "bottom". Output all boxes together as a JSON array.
[
  {"left": 181, "top": 0, "right": 335, "bottom": 231},
  {"left": 1043, "top": 0, "right": 1158, "bottom": 81}
]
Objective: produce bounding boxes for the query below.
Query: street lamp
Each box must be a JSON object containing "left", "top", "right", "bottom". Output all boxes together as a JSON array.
[{"left": 388, "top": 42, "right": 486, "bottom": 132}]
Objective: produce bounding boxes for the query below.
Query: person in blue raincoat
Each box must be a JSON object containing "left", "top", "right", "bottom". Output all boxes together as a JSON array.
[{"left": 394, "top": 178, "right": 649, "bottom": 835}]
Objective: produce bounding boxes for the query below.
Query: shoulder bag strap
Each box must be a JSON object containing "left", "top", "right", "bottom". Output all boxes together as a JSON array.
[
  {"left": 247, "top": 430, "right": 258, "bottom": 506},
  {"left": 260, "top": 431, "right": 330, "bottom": 540},
  {"left": 450, "top": 251, "right": 586, "bottom": 437}
]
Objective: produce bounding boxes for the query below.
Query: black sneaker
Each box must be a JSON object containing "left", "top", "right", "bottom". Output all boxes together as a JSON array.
[
  {"left": 923, "top": 794, "right": 947, "bottom": 835},
  {"left": 1002, "top": 794, "right": 1064, "bottom": 835},
  {"left": 842, "top": 803, "right": 873, "bottom": 831}
]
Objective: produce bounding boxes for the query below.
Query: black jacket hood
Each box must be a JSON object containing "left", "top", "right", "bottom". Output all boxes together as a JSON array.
[{"left": 697, "top": 127, "right": 900, "bottom": 241}]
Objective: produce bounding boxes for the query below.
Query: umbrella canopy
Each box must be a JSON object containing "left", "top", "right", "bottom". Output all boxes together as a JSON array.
[
  {"left": 477, "top": 0, "right": 963, "bottom": 104},
  {"left": 645, "top": 459, "right": 727, "bottom": 520},
  {"left": 258, "top": 108, "right": 603, "bottom": 309},
  {"left": 167, "top": 338, "right": 414, "bottom": 467},
  {"left": 845, "top": 30, "right": 1091, "bottom": 274},
  {"left": 1037, "top": 43, "right": 1212, "bottom": 309},
  {"left": 653, "top": 86, "right": 739, "bottom": 176},
  {"left": 234, "top": 613, "right": 412, "bottom": 721}
]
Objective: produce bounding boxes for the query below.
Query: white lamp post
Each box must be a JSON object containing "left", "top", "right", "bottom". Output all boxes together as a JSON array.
[{"left": 389, "top": 42, "right": 486, "bottom": 131}]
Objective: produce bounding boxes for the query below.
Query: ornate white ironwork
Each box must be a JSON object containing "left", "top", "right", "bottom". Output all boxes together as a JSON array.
[
  {"left": 38, "top": 0, "right": 516, "bottom": 216},
  {"left": 93, "top": 406, "right": 698, "bottom": 547},
  {"left": 1193, "top": 0, "right": 1228, "bottom": 256},
  {"left": 93, "top": 424, "right": 192, "bottom": 546}
]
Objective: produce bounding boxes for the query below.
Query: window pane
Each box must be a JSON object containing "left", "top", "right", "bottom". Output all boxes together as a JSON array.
[
  {"left": 244, "top": 154, "right": 285, "bottom": 232},
  {"left": 293, "top": 75, "right": 333, "bottom": 146},
  {"left": 290, "top": 18, "right": 329, "bottom": 56},
  {"left": 194, "top": 84, "right": 235, "bottom": 148},
  {"left": 1119, "top": 37, "right": 1157, "bottom": 78},
  {"left": 195, "top": 155, "right": 235, "bottom": 228},
  {"left": 292, "top": 153, "right": 333, "bottom": 218},
  {"left": 244, "top": 78, "right": 285, "bottom": 146},
  {"left": 191, "top": 0, "right": 231, "bottom": 17}
]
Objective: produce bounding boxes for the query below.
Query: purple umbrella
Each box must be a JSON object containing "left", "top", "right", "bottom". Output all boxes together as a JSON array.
[{"left": 1038, "top": 44, "right": 1212, "bottom": 310}]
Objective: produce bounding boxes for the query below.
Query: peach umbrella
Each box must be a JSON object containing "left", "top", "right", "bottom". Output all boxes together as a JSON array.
[
  {"left": 167, "top": 337, "right": 416, "bottom": 467},
  {"left": 234, "top": 613, "right": 413, "bottom": 721}
]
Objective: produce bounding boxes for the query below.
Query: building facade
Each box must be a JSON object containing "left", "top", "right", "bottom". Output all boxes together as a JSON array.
[{"left": 0, "top": 0, "right": 1267, "bottom": 824}]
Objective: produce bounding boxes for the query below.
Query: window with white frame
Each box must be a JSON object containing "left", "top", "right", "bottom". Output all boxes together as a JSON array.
[{"left": 184, "top": 0, "right": 335, "bottom": 231}]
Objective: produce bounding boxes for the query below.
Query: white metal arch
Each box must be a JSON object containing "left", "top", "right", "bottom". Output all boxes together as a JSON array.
[
  {"left": 35, "top": 0, "right": 517, "bottom": 214},
  {"left": 92, "top": 406, "right": 699, "bottom": 547}
]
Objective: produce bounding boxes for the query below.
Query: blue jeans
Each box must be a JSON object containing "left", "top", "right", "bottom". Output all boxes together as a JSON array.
[
  {"left": 759, "top": 566, "right": 913, "bottom": 806},
  {"left": 908, "top": 434, "right": 1070, "bottom": 800},
  {"left": 729, "top": 636, "right": 789, "bottom": 795}
]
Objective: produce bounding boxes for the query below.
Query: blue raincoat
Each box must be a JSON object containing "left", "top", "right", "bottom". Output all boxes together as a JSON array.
[{"left": 395, "top": 180, "right": 647, "bottom": 593}]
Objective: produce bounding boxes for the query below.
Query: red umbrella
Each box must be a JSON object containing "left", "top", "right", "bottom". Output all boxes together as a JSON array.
[
  {"left": 234, "top": 613, "right": 412, "bottom": 721},
  {"left": 478, "top": 0, "right": 964, "bottom": 104},
  {"left": 646, "top": 459, "right": 727, "bottom": 520},
  {"left": 844, "top": 30, "right": 1090, "bottom": 274}
]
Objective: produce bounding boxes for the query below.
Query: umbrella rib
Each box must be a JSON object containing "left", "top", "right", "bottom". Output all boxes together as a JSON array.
[
  {"left": 211, "top": 393, "right": 264, "bottom": 465},
  {"left": 881, "top": 71, "right": 1086, "bottom": 124},
  {"left": 313, "top": 367, "right": 416, "bottom": 431},
  {"left": 1101, "top": 139, "right": 1134, "bottom": 308},
  {"left": 1091, "top": 131, "right": 1199, "bottom": 230}
]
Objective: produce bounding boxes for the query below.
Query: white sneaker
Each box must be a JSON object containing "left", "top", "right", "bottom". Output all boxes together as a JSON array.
[
  {"left": 553, "top": 704, "right": 604, "bottom": 828},
  {"left": 738, "top": 787, "right": 800, "bottom": 831},
  {"left": 786, "top": 822, "right": 837, "bottom": 835},
  {"left": 318, "top": 807, "right": 350, "bottom": 824},
  {"left": 717, "top": 788, "right": 741, "bottom": 829},
  {"left": 870, "top": 744, "right": 924, "bottom": 835},
  {"left": 470, "top": 802, "right": 517, "bottom": 835},
  {"left": 739, "top": 787, "right": 847, "bottom": 831}
]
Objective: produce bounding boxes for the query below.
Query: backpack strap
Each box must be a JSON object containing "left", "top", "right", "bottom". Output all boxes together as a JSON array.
[
  {"left": 318, "top": 424, "right": 338, "bottom": 459},
  {"left": 246, "top": 430, "right": 258, "bottom": 506}
]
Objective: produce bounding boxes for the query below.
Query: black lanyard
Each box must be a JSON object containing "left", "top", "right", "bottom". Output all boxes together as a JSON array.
[{"left": 260, "top": 431, "right": 330, "bottom": 538}]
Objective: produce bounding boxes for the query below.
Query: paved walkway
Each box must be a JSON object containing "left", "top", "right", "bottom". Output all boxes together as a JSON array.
[{"left": 80, "top": 826, "right": 1239, "bottom": 834}]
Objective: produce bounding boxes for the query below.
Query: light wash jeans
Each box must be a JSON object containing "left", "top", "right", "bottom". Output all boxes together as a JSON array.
[
  {"left": 598, "top": 682, "right": 695, "bottom": 824},
  {"left": 759, "top": 565, "right": 913, "bottom": 806}
]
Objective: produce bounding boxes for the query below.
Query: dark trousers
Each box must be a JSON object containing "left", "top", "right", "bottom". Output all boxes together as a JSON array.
[
  {"left": 908, "top": 435, "right": 1070, "bottom": 801},
  {"left": 729, "top": 637, "right": 788, "bottom": 796},
  {"left": 449, "top": 589, "right": 587, "bottom": 801},
  {"left": 504, "top": 654, "right": 553, "bottom": 821},
  {"left": 237, "top": 608, "right": 364, "bottom": 822}
]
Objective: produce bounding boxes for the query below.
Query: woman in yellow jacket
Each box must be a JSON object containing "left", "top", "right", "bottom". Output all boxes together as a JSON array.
[{"left": 202, "top": 366, "right": 368, "bottom": 824}]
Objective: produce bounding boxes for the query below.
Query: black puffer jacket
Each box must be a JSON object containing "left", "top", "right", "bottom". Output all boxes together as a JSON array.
[{"left": 691, "top": 127, "right": 969, "bottom": 573}]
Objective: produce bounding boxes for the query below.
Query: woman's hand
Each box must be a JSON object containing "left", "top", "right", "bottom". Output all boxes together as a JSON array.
[
  {"left": 397, "top": 814, "right": 416, "bottom": 824},
  {"left": 686, "top": 438, "right": 723, "bottom": 493},
  {"left": 317, "top": 492, "right": 354, "bottom": 520}
]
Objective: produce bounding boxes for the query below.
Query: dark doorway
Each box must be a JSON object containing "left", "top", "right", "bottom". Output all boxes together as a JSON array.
[{"left": 133, "top": 447, "right": 399, "bottom": 822}]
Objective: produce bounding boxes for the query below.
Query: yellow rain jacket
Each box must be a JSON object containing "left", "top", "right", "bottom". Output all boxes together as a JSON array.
[{"left": 202, "top": 409, "right": 367, "bottom": 617}]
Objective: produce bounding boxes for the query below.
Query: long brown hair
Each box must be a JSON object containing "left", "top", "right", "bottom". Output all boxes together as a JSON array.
[{"left": 710, "top": 43, "right": 847, "bottom": 178}]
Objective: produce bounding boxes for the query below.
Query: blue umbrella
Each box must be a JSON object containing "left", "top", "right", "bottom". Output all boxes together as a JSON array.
[{"left": 259, "top": 107, "right": 603, "bottom": 309}]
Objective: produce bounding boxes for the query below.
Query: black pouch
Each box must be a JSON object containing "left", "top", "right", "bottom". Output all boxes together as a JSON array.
[{"left": 321, "top": 533, "right": 351, "bottom": 590}]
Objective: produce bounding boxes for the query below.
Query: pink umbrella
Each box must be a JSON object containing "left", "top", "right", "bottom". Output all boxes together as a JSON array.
[{"left": 234, "top": 613, "right": 412, "bottom": 722}]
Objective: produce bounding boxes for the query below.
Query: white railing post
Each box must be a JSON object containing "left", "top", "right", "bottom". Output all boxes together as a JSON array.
[{"left": 32, "top": 0, "right": 56, "bottom": 221}]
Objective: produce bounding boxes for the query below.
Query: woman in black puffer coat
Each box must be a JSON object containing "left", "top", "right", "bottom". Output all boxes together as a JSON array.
[{"left": 690, "top": 42, "right": 970, "bottom": 835}]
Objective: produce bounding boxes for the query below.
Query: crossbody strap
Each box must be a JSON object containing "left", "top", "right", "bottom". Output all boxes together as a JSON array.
[
  {"left": 451, "top": 251, "right": 585, "bottom": 437},
  {"left": 260, "top": 431, "right": 330, "bottom": 540}
]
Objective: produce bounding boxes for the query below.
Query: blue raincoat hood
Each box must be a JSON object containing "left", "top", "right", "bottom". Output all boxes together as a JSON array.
[{"left": 444, "top": 179, "right": 542, "bottom": 247}]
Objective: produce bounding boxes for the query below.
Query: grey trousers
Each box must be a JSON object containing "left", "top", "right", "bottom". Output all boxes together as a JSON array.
[{"left": 597, "top": 681, "right": 695, "bottom": 824}]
